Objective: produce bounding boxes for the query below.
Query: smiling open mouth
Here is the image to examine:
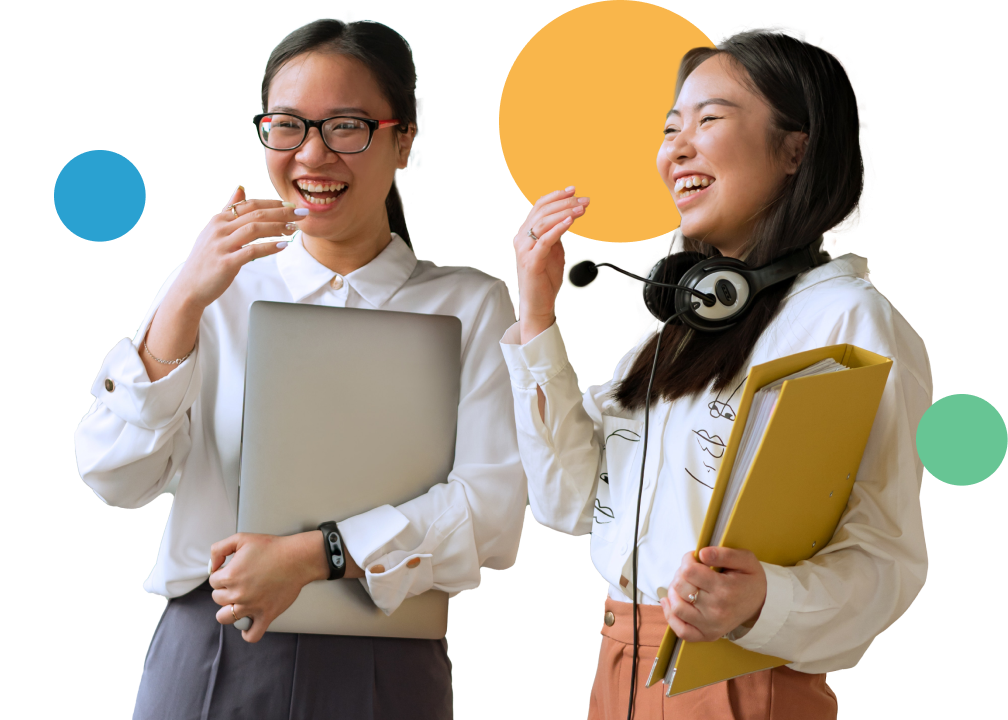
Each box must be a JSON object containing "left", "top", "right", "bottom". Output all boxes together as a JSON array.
[
  {"left": 295, "top": 180, "right": 349, "bottom": 206},
  {"left": 674, "top": 174, "right": 715, "bottom": 200}
]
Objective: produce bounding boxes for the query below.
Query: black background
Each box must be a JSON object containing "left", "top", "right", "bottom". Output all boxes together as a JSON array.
[{"left": 53, "top": 2, "right": 991, "bottom": 713}]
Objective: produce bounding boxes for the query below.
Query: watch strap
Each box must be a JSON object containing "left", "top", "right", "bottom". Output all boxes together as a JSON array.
[{"left": 318, "top": 521, "right": 347, "bottom": 580}]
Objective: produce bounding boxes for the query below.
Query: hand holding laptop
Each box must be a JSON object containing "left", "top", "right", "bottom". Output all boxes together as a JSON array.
[{"left": 207, "top": 530, "right": 361, "bottom": 641}]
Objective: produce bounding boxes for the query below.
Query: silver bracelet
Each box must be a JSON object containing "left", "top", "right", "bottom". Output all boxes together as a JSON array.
[{"left": 143, "top": 338, "right": 194, "bottom": 366}]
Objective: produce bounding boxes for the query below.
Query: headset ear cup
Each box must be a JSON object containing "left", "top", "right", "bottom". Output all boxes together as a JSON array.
[{"left": 644, "top": 252, "right": 707, "bottom": 322}]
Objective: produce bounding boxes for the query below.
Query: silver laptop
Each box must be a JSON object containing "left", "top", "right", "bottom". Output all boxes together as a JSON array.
[{"left": 237, "top": 301, "right": 461, "bottom": 638}]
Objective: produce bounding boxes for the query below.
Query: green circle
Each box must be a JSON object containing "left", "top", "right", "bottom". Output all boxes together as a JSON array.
[{"left": 916, "top": 394, "right": 1006, "bottom": 486}]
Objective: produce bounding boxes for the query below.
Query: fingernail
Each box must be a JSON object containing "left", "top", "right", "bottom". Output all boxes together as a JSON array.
[
  {"left": 294, "top": 208, "right": 310, "bottom": 216},
  {"left": 573, "top": 206, "right": 584, "bottom": 215},
  {"left": 564, "top": 216, "right": 573, "bottom": 224},
  {"left": 565, "top": 185, "right": 575, "bottom": 192},
  {"left": 578, "top": 197, "right": 590, "bottom": 205},
  {"left": 285, "top": 222, "right": 298, "bottom": 232},
  {"left": 208, "top": 558, "right": 214, "bottom": 575},
  {"left": 282, "top": 201, "right": 296, "bottom": 208},
  {"left": 276, "top": 241, "right": 290, "bottom": 249}
]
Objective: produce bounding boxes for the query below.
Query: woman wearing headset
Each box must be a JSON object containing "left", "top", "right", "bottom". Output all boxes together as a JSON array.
[
  {"left": 75, "top": 19, "right": 526, "bottom": 720},
  {"left": 505, "top": 32, "right": 930, "bottom": 719}
]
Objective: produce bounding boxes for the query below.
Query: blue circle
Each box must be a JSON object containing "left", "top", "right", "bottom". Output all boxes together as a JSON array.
[{"left": 55, "top": 150, "right": 145, "bottom": 242}]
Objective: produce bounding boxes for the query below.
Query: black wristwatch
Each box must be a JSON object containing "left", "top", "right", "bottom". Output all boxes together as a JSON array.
[{"left": 318, "top": 521, "right": 346, "bottom": 580}]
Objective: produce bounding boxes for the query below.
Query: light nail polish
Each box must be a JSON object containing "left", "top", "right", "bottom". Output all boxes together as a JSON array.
[
  {"left": 294, "top": 208, "right": 310, "bottom": 216},
  {"left": 282, "top": 201, "right": 296, "bottom": 208},
  {"left": 276, "top": 241, "right": 290, "bottom": 249}
]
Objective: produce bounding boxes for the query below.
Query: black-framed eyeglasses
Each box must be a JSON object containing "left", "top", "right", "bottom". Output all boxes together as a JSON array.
[{"left": 252, "top": 113, "right": 402, "bottom": 154}]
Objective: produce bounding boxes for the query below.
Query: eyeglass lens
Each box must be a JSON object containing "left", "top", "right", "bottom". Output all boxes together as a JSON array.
[{"left": 258, "top": 114, "right": 371, "bottom": 152}]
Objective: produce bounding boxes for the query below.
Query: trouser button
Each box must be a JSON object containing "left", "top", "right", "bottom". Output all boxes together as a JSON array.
[{"left": 604, "top": 611, "right": 615, "bottom": 627}]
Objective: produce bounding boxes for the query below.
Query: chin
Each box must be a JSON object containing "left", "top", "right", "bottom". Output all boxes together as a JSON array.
[{"left": 677, "top": 213, "right": 710, "bottom": 241}]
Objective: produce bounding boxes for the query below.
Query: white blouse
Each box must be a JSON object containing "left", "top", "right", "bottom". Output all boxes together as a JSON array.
[
  {"left": 75, "top": 233, "right": 527, "bottom": 616},
  {"left": 500, "top": 252, "right": 932, "bottom": 673}
]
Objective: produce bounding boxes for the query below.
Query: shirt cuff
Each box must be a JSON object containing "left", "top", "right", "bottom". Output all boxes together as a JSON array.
[
  {"left": 337, "top": 504, "right": 410, "bottom": 569},
  {"left": 340, "top": 504, "right": 470, "bottom": 616},
  {"left": 499, "top": 321, "right": 571, "bottom": 390},
  {"left": 500, "top": 323, "right": 535, "bottom": 388},
  {"left": 729, "top": 562, "right": 792, "bottom": 652},
  {"left": 90, "top": 337, "right": 199, "bottom": 430}
]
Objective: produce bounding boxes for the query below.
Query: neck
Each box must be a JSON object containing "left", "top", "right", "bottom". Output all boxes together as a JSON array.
[{"left": 300, "top": 215, "right": 393, "bottom": 276}]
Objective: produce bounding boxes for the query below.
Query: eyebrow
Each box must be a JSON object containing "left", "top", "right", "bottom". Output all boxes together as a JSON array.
[
  {"left": 666, "top": 98, "right": 742, "bottom": 119},
  {"left": 268, "top": 106, "right": 373, "bottom": 117}
]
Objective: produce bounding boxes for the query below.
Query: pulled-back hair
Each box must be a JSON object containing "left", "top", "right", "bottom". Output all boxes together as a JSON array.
[
  {"left": 614, "top": 31, "right": 864, "bottom": 410},
  {"left": 261, "top": 19, "right": 417, "bottom": 248}
]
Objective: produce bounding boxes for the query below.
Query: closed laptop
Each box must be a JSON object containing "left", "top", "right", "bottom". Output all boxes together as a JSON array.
[{"left": 237, "top": 300, "right": 460, "bottom": 638}]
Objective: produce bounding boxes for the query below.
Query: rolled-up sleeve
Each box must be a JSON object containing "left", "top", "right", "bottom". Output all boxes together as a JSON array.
[
  {"left": 74, "top": 266, "right": 202, "bottom": 509},
  {"left": 337, "top": 282, "right": 528, "bottom": 615},
  {"left": 731, "top": 305, "right": 932, "bottom": 672}
]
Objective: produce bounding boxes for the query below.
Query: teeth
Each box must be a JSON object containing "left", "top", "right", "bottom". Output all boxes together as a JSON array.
[
  {"left": 296, "top": 180, "right": 347, "bottom": 193},
  {"left": 300, "top": 193, "right": 338, "bottom": 205},
  {"left": 674, "top": 175, "right": 714, "bottom": 194}
]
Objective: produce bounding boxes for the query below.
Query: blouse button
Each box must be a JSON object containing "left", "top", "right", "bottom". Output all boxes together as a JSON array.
[
  {"left": 369, "top": 564, "right": 386, "bottom": 574},
  {"left": 104, "top": 378, "right": 115, "bottom": 392},
  {"left": 604, "top": 611, "right": 615, "bottom": 627},
  {"left": 406, "top": 557, "right": 421, "bottom": 569},
  {"left": 330, "top": 275, "right": 344, "bottom": 290}
]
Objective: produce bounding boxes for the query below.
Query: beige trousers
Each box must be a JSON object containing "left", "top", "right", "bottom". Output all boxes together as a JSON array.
[{"left": 587, "top": 598, "right": 837, "bottom": 720}]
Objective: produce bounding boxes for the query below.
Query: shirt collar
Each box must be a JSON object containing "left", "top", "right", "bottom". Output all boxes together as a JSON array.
[
  {"left": 276, "top": 231, "right": 417, "bottom": 306},
  {"left": 786, "top": 253, "right": 868, "bottom": 298}
]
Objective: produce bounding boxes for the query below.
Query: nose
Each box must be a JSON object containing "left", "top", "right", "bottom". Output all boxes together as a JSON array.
[
  {"left": 665, "top": 126, "right": 696, "bottom": 164},
  {"left": 296, "top": 127, "right": 336, "bottom": 160}
]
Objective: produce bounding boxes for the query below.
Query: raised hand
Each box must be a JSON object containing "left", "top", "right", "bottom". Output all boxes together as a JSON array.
[
  {"left": 173, "top": 186, "right": 305, "bottom": 310},
  {"left": 141, "top": 186, "right": 306, "bottom": 381},
  {"left": 513, "top": 187, "right": 590, "bottom": 344}
]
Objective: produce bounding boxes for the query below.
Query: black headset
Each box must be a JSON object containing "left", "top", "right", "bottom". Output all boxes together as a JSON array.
[
  {"left": 567, "top": 236, "right": 829, "bottom": 719},
  {"left": 569, "top": 235, "right": 830, "bottom": 331}
]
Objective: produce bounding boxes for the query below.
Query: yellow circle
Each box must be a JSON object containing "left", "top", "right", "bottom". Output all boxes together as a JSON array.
[{"left": 500, "top": 1, "right": 712, "bottom": 242}]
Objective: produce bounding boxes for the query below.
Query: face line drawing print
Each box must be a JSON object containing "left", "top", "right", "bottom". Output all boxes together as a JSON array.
[
  {"left": 594, "top": 497, "right": 615, "bottom": 524},
  {"left": 709, "top": 375, "right": 747, "bottom": 421},
  {"left": 685, "top": 467, "right": 714, "bottom": 490},
  {"left": 694, "top": 428, "right": 727, "bottom": 458}
]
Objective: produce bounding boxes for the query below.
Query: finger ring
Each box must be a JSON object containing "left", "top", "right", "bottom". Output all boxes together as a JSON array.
[
  {"left": 230, "top": 604, "right": 240, "bottom": 622},
  {"left": 230, "top": 205, "right": 240, "bottom": 218},
  {"left": 527, "top": 228, "right": 539, "bottom": 241},
  {"left": 226, "top": 200, "right": 247, "bottom": 218},
  {"left": 688, "top": 590, "right": 700, "bottom": 605}
]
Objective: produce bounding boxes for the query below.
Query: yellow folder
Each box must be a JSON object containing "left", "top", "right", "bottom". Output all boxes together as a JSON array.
[{"left": 645, "top": 344, "right": 892, "bottom": 697}]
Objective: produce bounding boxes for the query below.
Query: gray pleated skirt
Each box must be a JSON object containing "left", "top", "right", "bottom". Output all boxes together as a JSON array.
[{"left": 133, "top": 581, "right": 452, "bottom": 720}]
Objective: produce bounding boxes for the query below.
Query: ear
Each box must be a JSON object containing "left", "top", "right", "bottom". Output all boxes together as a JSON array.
[
  {"left": 782, "top": 131, "right": 809, "bottom": 175},
  {"left": 395, "top": 123, "right": 417, "bottom": 170}
]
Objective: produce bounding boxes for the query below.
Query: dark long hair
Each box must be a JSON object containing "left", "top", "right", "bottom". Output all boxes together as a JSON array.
[
  {"left": 613, "top": 31, "right": 863, "bottom": 410},
  {"left": 261, "top": 19, "right": 417, "bottom": 248}
]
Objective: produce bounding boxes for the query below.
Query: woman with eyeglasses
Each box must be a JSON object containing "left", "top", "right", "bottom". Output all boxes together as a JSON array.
[
  {"left": 75, "top": 19, "right": 525, "bottom": 720},
  {"left": 504, "top": 32, "right": 930, "bottom": 719}
]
